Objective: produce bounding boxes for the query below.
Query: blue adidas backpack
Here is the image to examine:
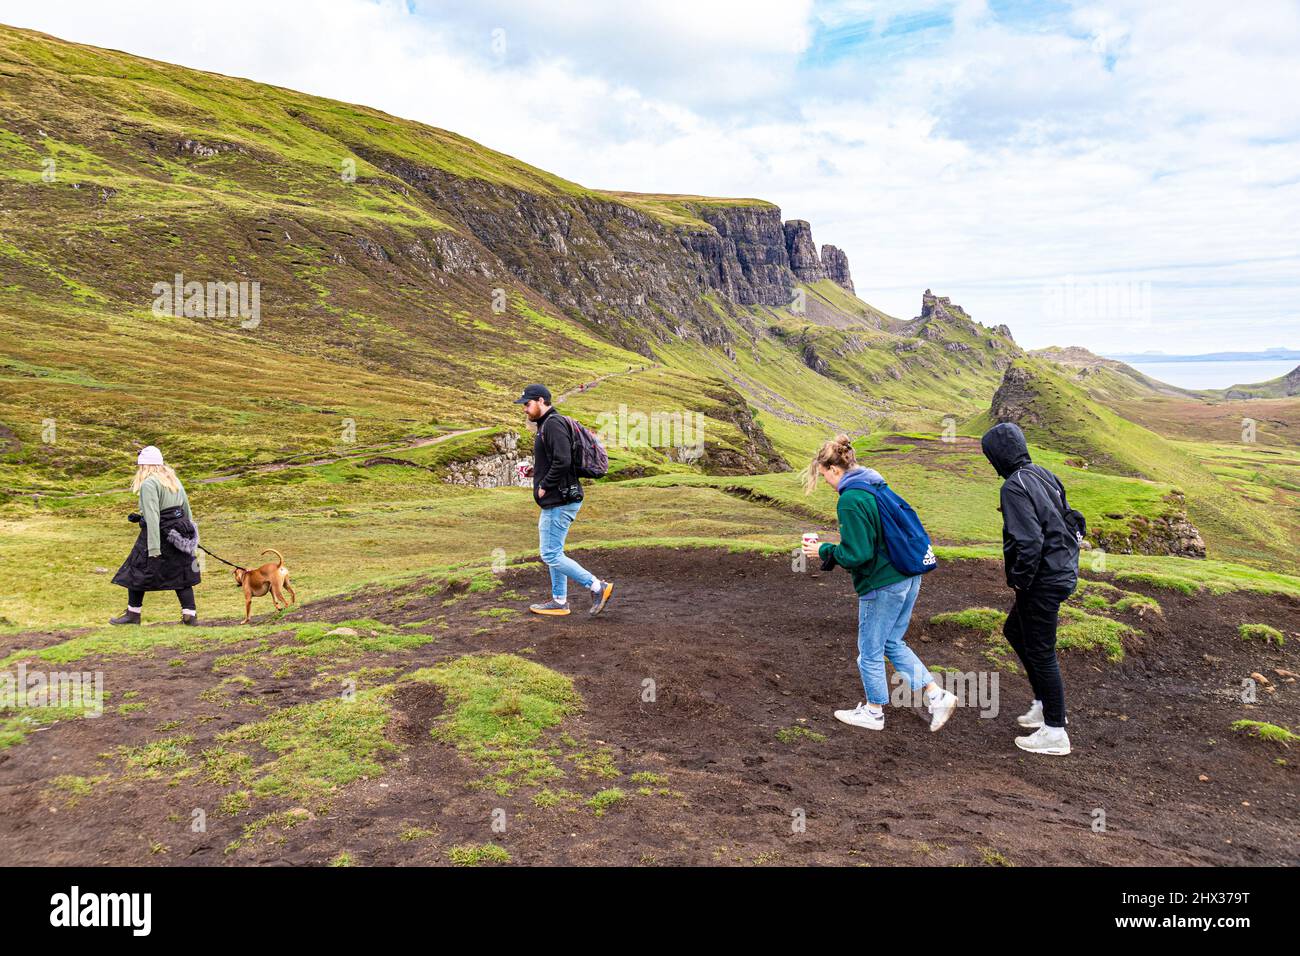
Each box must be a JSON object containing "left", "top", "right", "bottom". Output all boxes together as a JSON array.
[{"left": 840, "top": 470, "right": 937, "bottom": 575}]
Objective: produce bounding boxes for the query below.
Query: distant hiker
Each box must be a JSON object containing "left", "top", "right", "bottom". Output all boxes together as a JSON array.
[
  {"left": 980, "top": 421, "right": 1083, "bottom": 756},
  {"left": 514, "top": 384, "right": 615, "bottom": 617},
  {"left": 110, "top": 446, "right": 201, "bottom": 625},
  {"left": 803, "top": 435, "right": 956, "bottom": 733}
]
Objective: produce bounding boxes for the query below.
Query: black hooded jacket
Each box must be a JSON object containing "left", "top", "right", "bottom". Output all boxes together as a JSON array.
[
  {"left": 532, "top": 407, "right": 584, "bottom": 509},
  {"left": 980, "top": 422, "right": 1079, "bottom": 593}
]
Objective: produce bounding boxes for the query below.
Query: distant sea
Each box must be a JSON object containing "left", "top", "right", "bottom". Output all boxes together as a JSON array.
[{"left": 1127, "top": 360, "right": 1298, "bottom": 390}]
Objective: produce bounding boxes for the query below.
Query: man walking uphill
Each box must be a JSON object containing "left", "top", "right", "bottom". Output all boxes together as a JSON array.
[
  {"left": 981, "top": 421, "right": 1082, "bottom": 756},
  {"left": 515, "top": 384, "right": 615, "bottom": 617}
]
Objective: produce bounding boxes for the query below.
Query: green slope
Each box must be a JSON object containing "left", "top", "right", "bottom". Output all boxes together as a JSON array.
[{"left": 975, "top": 358, "right": 1296, "bottom": 569}]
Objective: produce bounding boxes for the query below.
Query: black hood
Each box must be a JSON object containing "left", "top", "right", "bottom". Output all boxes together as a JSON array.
[{"left": 981, "top": 421, "right": 1032, "bottom": 478}]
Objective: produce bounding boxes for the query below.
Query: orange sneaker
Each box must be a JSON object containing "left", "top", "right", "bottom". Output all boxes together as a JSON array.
[
  {"left": 589, "top": 580, "right": 615, "bottom": 616},
  {"left": 529, "top": 599, "right": 571, "bottom": 616}
]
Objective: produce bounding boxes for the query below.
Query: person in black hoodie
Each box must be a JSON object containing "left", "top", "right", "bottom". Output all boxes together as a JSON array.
[
  {"left": 981, "top": 421, "right": 1079, "bottom": 756},
  {"left": 514, "top": 384, "right": 615, "bottom": 617}
]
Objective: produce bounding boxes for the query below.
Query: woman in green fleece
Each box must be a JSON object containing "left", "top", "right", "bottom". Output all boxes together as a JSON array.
[
  {"left": 110, "top": 445, "right": 202, "bottom": 625},
  {"left": 802, "top": 435, "right": 956, "bottom": 733}
]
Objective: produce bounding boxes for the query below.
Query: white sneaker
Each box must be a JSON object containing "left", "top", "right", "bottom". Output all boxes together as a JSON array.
[
  {"left": 834, "top": 703, "right": 885, "bottom": 731},
  {"left": 1015, "top": 725, "right": 1071, "bottom": 756},
  {"left": 925, "top": 689, "right": 958, "bottom": 732},
  {"left": 1016, "top": 700, "right": 1044, "bottom": 729}
]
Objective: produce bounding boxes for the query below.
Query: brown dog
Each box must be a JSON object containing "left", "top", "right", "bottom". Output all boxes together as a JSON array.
[{"left": 233, "top": 549, "right": 296, "bottom": 624}]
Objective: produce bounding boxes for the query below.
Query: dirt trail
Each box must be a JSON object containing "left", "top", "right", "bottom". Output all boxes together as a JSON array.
[
  {"left": 9, "top": 427, "right": 494, "bottom": 501},
  {"left": 555, "top": 364, "right": 659, "bottom": 403},
  {"left": 195, "top": 426, "right": 494, "bottom": 483},
  {"left": 3, "top": 548, "right": 1296, "bottom": 866}
]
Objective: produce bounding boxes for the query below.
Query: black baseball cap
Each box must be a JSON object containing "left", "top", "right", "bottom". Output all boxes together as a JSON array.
[{"left": 512, "top": 384, "right": 552, "bottom": 405}]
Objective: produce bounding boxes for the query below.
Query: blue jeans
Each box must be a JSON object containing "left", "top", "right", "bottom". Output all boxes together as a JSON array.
[
  {"left": 538, "top": 501, "right": 595, "bottom": 600},
  {"left": 857, "top": 576, "right": 932, "bottom": 705}
]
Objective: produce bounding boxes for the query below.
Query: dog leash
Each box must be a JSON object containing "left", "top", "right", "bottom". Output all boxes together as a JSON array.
[{"left": 197, "top": 543, "right": 248, "bottom": 572}]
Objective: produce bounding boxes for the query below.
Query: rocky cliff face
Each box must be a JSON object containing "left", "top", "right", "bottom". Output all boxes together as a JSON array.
[
  {"left": 780, "top": 220, "right": 855, "bottom": 293},
  {"left": 820, "top": 244, "right": 854, "bottom": 293},
  {"left": 359, "top": 146, "right": 852, "bottom": 337},
  {"left": 782, "top": 220, "right": 827, "bottom": 284},
  {"left": 358, "top": 152, "right": 730, "bottom": 352},
  {"left": 693, "top": 206, "right": 796, "bottom": 307}
]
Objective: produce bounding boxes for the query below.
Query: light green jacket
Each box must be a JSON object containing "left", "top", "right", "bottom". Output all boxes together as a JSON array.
[{"left": 139, "top": 476, "right": 192, "bottom": 557}]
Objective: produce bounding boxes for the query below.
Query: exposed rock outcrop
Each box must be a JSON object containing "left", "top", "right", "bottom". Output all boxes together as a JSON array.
[
  {"left": 821, "top": 244, "right": 854, "bottom": 293},
  {"left": 780, "top": 221, "right": 855, "bottom": 293},
  {"left": 801, "top": 341, "right": 831, "bottom": 376},
  {"left": 990, "top": 363, "right": 1044, "bottom": 426},
  {"left": 782, "top": 220, "right": 827, "bottom": 284},
  {"left": 700, "top": 387, "right": 791, "bottom": 475},
  {"left": 1093, "top": 492, "right": 1207, "bottom": 558},
  {"left": 442, "top": 431, "right": 530, "bottom": 488},
  {"left": 917, "top": 289, "right": 971, "bottom": 323}
]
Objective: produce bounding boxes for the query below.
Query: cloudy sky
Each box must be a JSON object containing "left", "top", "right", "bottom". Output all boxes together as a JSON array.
[{"left": 4, "top": 0, "right": 1299, "bottom": 353}]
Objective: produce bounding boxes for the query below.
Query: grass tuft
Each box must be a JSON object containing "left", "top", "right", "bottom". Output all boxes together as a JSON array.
[
  {"left": 1238, "top": 623, "right": 1285, "bottom": 646},
  {"left": 1231, "top": 720, "right": 1297, "bottom": 746}
]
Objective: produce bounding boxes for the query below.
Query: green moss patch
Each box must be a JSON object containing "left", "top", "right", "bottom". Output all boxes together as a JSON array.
[
  {"left": 216, "top": 690, "right": 396, "bottom": 803},
  {"left": 1238, "top": 623, "right": 1285, "bottom": 646},
  {"left": 406, "top": 653, "right": 582, "bottom": 795},
  {"left": 776, "top": 724, "right": 826, "bottom": 744},
  {"left": 448, "top": 843, "right": 510, "bottom": 866}
]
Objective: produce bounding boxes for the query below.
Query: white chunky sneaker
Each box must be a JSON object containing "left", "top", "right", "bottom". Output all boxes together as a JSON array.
[
  {"left": 926, "top": 689, "right": 958, "bottom": 732},
  {"left": 1015, "top": 725, "right": 1071, "bottom": 756},
  {"left": 834, "top": 703, "right": 885, "bottom": 731},
  {"left": 1016, "top": 700, "right": 1044, "bottom": 729}
]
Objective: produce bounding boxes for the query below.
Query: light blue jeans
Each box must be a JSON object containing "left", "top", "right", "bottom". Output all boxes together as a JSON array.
[
  {"left": 857, "top": 575, "right": 932, "bottom": 705},
  {"left": 538, "top": 501, "right": 595, "bottom": 600}
]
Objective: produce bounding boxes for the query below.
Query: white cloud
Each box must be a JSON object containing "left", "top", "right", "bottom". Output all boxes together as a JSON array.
[{"left": 2, "top": 0, "right": 1298, "bottom": 352}]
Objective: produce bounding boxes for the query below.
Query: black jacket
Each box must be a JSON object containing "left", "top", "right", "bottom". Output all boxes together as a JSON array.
[
  {"left": 532, "top": 408, "right": 584, "bottom": 509},
  {"left": 981, "top": 422, "right": 1078, "bottom": 593},
  {"left": 112, "top": 506, "right": 202, "bottom": 592}
]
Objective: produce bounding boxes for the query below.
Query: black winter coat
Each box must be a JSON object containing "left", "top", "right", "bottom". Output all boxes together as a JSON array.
[
  {"left": 532, "top": 408, "right": 584, "bottom": 509},
  {"left": 981, "top": 422, "right": 1079, "bottom": 593},
  {"left": 112, "top": 506, "right": 202, "bottom": 592}
]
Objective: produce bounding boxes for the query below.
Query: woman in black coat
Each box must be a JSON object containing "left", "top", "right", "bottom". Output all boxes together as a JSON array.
[{"left": 110, "top": 445, "right": 202, "bottom": 625}]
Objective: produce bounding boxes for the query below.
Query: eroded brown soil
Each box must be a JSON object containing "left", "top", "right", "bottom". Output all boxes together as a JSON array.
[{"left": 1, "top": 548, "right": 1296, "bottom": 866}]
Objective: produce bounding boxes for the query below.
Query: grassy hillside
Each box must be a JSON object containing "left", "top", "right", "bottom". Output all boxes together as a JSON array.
[
  {"left": 0, "top": 24, "right": 1014, "bottom": 493},
  {"left": 0, "top": 22, "right": 1296, "bottom": 633},
  {"left": 1216, "top": 363, "right": 1300, "bottom": 399},
  {"left": 974, "top": 358, "right": 1296, "bottom": 569},
  {"left": 1031, "top": 345, "right": 1201, "bottom": 401}
]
